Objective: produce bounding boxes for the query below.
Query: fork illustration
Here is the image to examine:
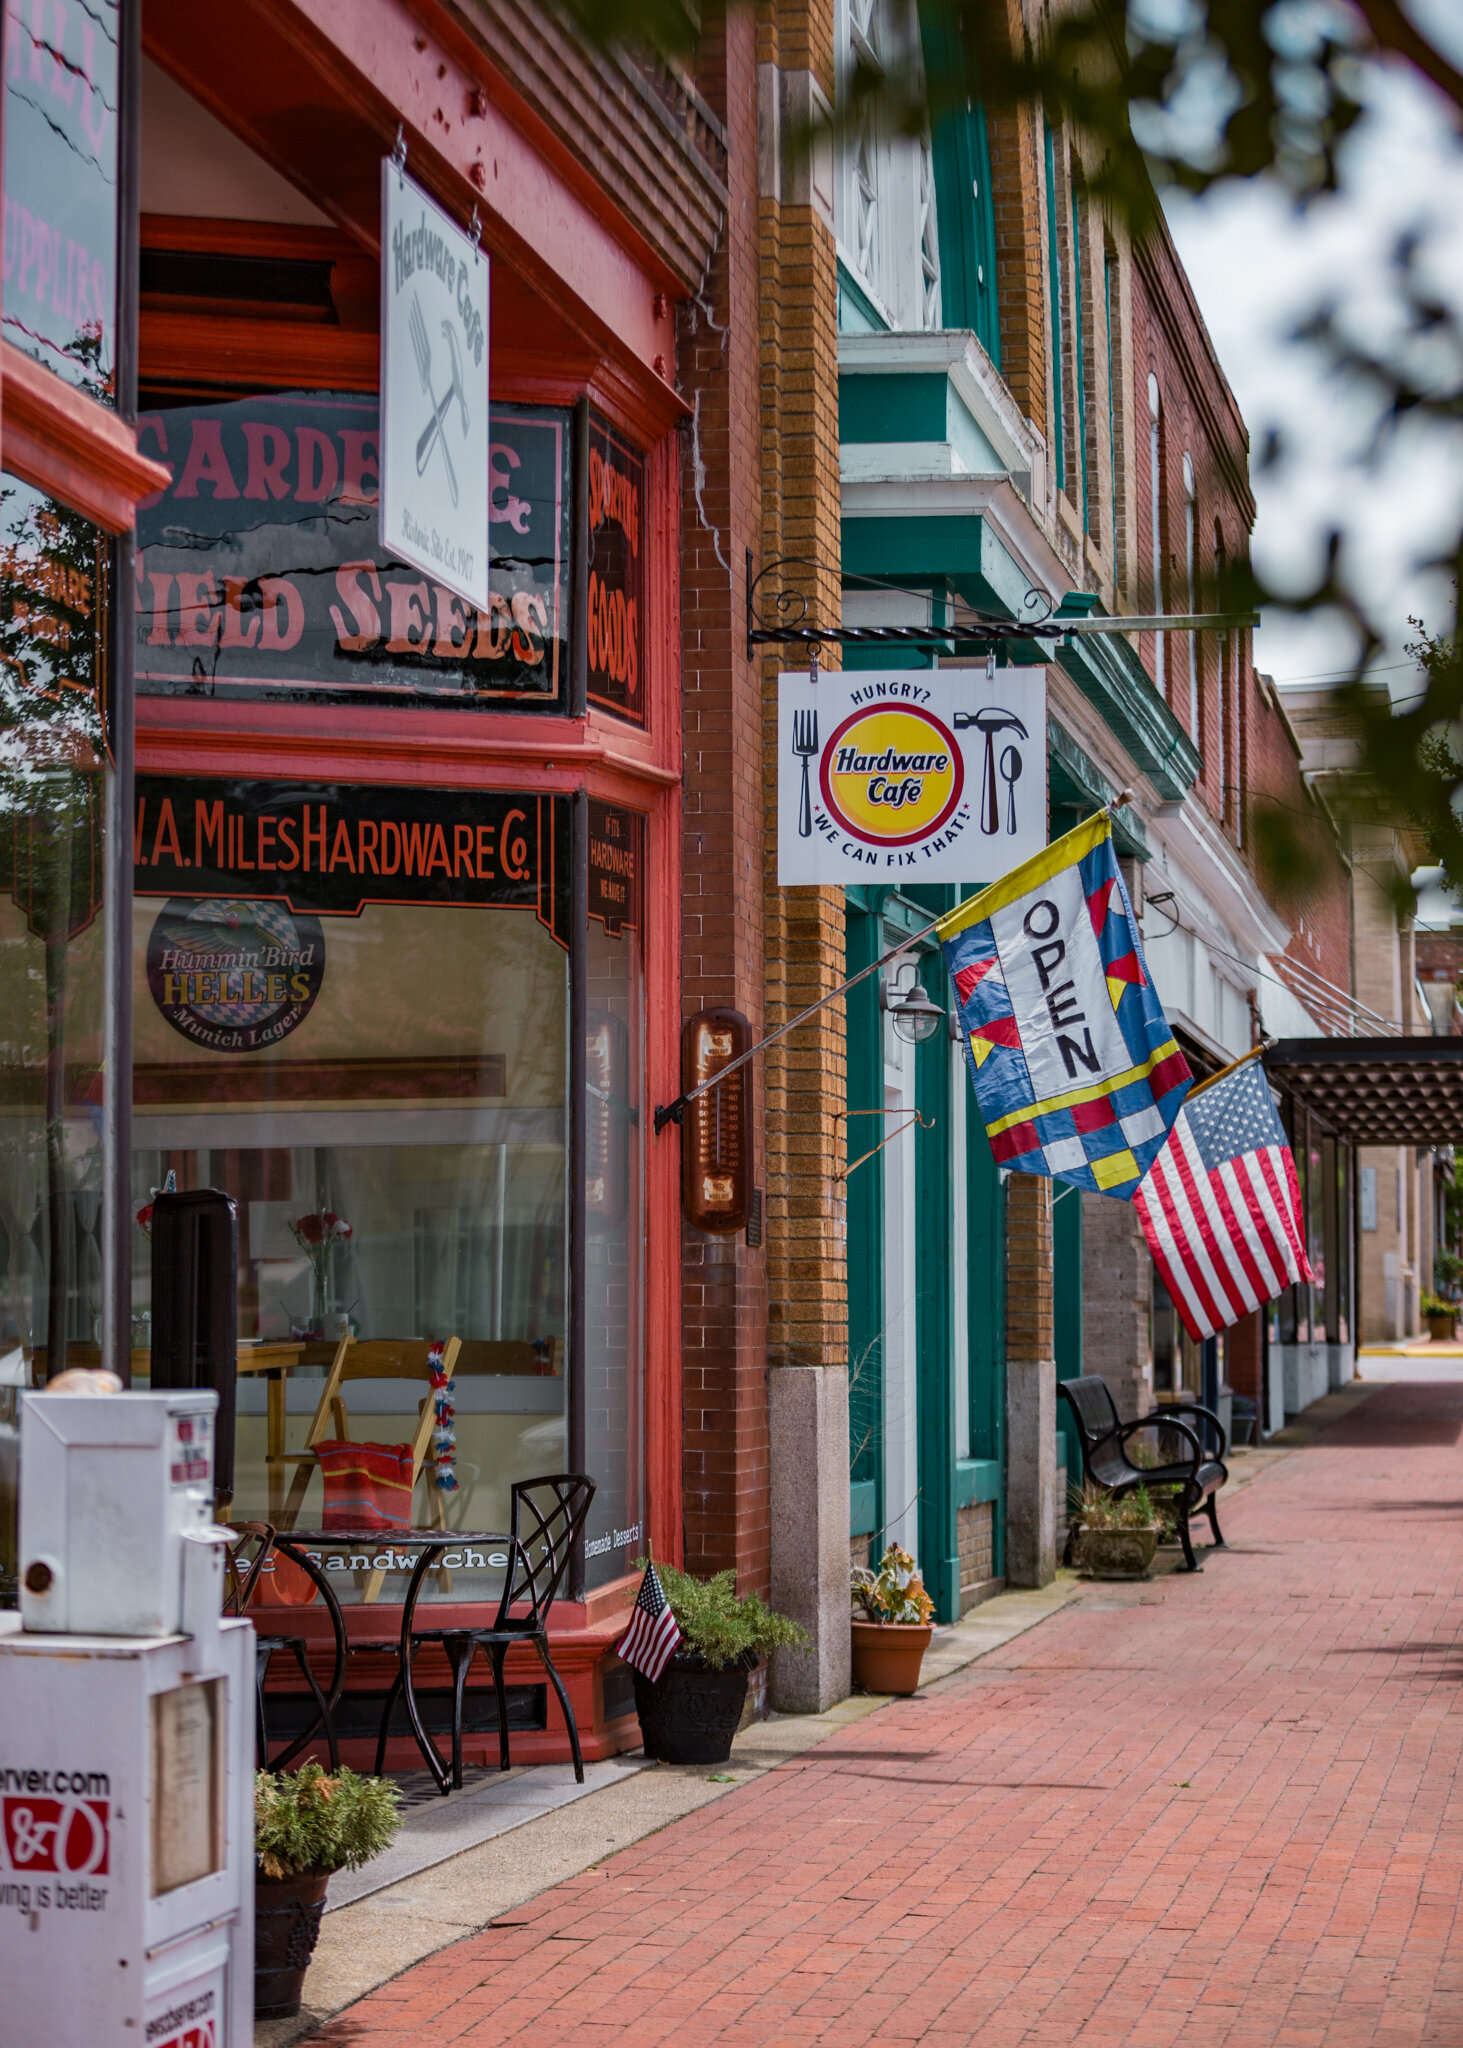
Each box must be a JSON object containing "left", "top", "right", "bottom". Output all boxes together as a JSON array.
[
  {"left": 793, "top": 706, "right": 819, "bottom": 837},
  {"left": 408, "top": 293, "right": 459, "bottom": 507}
]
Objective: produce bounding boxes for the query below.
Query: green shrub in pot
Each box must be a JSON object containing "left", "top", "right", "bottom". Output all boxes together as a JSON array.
[
  {"left": 628, "top": 1560, "right": 807, "bottom": 1764},
  {"left": 255, "top": 1765, "right": 402, "bottom": 2019}
]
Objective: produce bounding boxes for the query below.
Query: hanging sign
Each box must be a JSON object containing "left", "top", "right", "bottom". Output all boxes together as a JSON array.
[
  {"left": 380, "top": 160, "right": 490, "bottom": 611},
  {"left": 777, "top": 666, "right": 1047, "bottom": 885}
]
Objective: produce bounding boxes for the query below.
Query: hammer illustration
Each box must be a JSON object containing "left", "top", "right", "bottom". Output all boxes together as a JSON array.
[
  {"left": 415, "top": 319, "right": 469, "bottom": 503},
  {"left": 955, "top": 707, "right": 1029, "bottom": 835}
]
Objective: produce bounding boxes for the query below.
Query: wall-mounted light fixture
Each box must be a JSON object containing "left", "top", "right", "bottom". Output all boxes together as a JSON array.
[{"left": 879, "top": 961, "right": 944, "bottom": 1044}]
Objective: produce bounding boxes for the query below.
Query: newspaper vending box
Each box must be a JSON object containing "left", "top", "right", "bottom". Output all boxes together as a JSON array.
[{"left": 0, "top": 1390, "right": 253, "bottom": 2046}]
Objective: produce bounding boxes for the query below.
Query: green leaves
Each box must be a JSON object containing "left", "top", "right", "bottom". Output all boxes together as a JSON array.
[
  {"left": 643, "top": 1560, "right": 810, "bottom": 1669},
  {"left": 254, "top": 1763, "right": 403, "bottom": 1880}
]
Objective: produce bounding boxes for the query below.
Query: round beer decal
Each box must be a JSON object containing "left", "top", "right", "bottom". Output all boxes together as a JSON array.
[
  {"left": 147, "top": 897, "right": 325, "bottom": 1053},
  {"left": 819, "top": 705, "right": 964, "bottom": 848}
]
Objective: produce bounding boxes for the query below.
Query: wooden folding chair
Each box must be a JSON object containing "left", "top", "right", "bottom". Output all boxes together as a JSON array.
[{"left": 274, "top": 1336, "right": 461, "bottom": 1600}]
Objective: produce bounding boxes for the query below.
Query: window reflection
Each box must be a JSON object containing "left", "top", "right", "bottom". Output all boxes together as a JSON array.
[
  {"left": 2, "top": 0, "right": 119, "bottom": 401},
  {"left": 0, "top": 473, "right": 110, "bottom": 1601}
]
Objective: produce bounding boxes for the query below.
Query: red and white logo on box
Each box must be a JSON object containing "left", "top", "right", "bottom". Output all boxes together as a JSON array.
[
  {"left": 151, "top": 2026, "right": 215, "bottom": 2048},
  {"left": 1, "top": 1795, "right": 110, "bottom": 1874}
]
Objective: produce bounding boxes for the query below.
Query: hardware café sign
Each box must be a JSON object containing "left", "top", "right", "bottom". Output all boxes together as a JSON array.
[
  {"left": 777, "top": 667, "right": 1047, "bottom": 885},
  {"left": 380, "top": 161, "right": 490, "bottom": 611}
]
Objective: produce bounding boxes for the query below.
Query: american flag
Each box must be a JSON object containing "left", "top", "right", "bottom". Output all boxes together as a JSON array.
[
  {"left": 1134, "top": 1055, "right": 1315, "bottom": 1341},
  {"left": 616, "top": 1559, "right": 682, "bottom": 1683}
]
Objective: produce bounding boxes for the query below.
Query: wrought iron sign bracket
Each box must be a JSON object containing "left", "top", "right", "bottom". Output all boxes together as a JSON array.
[{"left": 742, "top": 549, "right": 1258, "bottom": 662}]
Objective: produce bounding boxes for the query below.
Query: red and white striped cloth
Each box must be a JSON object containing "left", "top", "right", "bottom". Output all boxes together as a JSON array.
[
  {"left": 1134, "top": 1054, "right": 1315, "bottom": 1341},
  {"left": 616, "top": 1559, "right": 682, "bottom": 1683}
]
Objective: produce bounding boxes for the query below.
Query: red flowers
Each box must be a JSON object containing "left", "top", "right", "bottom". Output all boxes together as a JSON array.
[{"left": 290, "top": 1210, "right": 352, "bottom": 1249}]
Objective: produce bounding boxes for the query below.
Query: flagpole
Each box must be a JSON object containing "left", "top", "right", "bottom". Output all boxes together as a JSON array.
[
  {"left": 654, "top": 794, "right": 1134, "bottom": 1135},
  {"left": 1182, "top": 1037, "right": 1277, "bottom": 1103}
]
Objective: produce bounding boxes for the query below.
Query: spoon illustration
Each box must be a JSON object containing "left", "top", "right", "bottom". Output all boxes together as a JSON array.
[{"left": 1000, "top": 745, "right": 1022, "bottom": 833}]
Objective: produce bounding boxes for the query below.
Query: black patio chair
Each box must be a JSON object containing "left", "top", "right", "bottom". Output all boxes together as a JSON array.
[
  {"left": 226, "top": 1523, "right": 348, "bottom": 1768},
  {"left": 374, "top": 1474, "right": 596, "bottom": 1793},
  {"left": 1059, "top": 1375, "right": 1228, "bottom": 1572}
]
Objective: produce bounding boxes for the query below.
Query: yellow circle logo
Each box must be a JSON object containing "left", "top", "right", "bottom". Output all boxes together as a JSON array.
[{"left": 820, "top": 706, "right": 964, "bottom": 846}]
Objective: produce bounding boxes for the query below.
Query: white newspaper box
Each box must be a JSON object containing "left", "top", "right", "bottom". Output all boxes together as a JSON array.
[{"left": 0, "top": 1391, "right": 253, "bottom": 2045}]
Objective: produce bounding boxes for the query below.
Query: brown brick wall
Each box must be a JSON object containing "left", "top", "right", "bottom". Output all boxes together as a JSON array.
[
  {"left": 958, "top": 1502, "right": 994, "bottom": 1603},
  {"left": 758, "top": 0, "right": 847, "bottom": 1382},
  {"left": 679, "top": 0, "right": 771, "bottom": 1595}
]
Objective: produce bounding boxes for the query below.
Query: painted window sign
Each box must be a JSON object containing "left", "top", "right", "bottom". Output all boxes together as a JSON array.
[
  {"left": 2, "top": 0, "right": 118, "bottom": 402},
  {"left": 588, "top": 800, "right": 642, "bottom": 936},
  {"left": 134, "top": 776, "right": 573, "bottom": 947},
  {"left": 586, "top": 415, "right": 645, "bottom": 722},
  {"left": 134, "top": 393, "right": 569, "bottom": 707}
]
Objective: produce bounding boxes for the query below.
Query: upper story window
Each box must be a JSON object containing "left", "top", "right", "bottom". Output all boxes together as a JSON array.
[
  {"left": 1183, "top": 450, "right": 1198, "bottom": 741},
  {"left": 3, "top": 0, "right": 120, "bottom": 404},
  {"left": 1148, "top": 371, "right": 1165, "bottom": 695},
  {"left": 835, "top": 0, "right": 941, "bottom": 333}
]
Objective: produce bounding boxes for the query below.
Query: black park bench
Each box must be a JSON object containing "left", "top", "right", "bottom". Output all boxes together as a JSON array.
[{"left": 1059, "top": 1374, "right": 1229, "bottom": 1572}]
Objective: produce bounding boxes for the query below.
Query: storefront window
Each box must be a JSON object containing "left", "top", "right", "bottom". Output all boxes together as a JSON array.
[
  {"left": 583, "top": 802, "right": 645, "bottom": 1587},
  {"left": 131, "top": 779, "right": 576, "bottom": 1602},
  {"left": 134, "top": 394, "right": 571, "bottom": 708},
  {"left": 0, "top": 474, "right": 110, "bottom": 1600},
  {"left": 3, "top": 0, "right": 119, "bottom": 402}
]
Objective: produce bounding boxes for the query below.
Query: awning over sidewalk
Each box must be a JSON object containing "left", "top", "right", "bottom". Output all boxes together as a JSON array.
[{"left": 1264, "top": 1037, "right": 1463, "bottom": 1144}]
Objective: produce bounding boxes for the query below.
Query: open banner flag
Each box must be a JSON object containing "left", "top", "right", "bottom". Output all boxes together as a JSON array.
[
  {"left": 1135, "top": 1051, "right": 1315, "bottom": 1340},
  {"left": 938, "top": 810, "right": 1192, "bottom": 1198}
]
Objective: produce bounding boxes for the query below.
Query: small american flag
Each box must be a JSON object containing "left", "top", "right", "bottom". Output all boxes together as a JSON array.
[
  {"left": 616, "top": 1559, "right": 682, "bottom": 1683},
  {"left": 1135, "top": 1054, "right": 1315, "bottom": 1342}
]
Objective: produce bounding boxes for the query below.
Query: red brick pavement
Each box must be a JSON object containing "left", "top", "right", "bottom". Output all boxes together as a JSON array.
[{"left": 306, "top": 1382, "right": 1463, "bottom": 2046}]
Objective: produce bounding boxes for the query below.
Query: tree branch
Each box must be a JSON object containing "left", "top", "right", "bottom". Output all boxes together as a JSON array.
[{"left": 1351, "top": 0, "right": 1463, "bottom": 119}]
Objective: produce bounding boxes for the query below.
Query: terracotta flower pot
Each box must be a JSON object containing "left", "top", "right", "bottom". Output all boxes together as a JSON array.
[
  {"left": 850, "top": 1620, "right": 932, "bottom": 1695},
  {"left": 1073, "top": 1525, "right": 1160, "bottom": 1581},
  {"left": 255, "top": 1869, "right": 330, "bottom": 2018}
]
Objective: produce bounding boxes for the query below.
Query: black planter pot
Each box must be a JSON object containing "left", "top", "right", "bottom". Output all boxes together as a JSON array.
[
  {"left": 255, "top": 1869, "right": 330, "bottom": 2018},
  {"left": 632, "top": 1650, "right": 755, "bottom": 1764}
]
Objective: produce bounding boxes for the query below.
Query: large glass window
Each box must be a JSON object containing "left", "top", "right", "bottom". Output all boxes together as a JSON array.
[
  {"left": 3, "top": 0, "right": 119, "bottom": 402},
  {"left": 0, "top": 474, "right": 110, "bottom": 1601},
  {"left": 130, "top": 780, "right": 580, "bottom": 1602}
]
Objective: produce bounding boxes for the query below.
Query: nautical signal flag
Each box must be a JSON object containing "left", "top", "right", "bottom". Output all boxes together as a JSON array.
[
  {"left": 938, "top": 810, "right": 1191, "bottom": 1198},
  {"left": 1134, "top": 1052, "right": 1315, "bottom": 1340}
]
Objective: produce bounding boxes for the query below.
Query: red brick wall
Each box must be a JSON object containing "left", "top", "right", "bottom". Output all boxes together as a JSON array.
[
  {"left": 678, "top": 8, "right": 771, "bottom": 1594},
  {"left": 1245, "top": 677, "right": 1352, "bottom": 1007}
]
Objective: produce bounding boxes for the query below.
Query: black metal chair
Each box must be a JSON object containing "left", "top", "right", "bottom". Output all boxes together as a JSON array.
[
  {"left": 1059, "top": 1375, "right": 1228, "bottom": 1572},
  {"left": 374, "top": 1474, "right": 595, "bottom": 1793},
  {"left": 226, "top": 1524, "right": 348, "bottom": 1768}
]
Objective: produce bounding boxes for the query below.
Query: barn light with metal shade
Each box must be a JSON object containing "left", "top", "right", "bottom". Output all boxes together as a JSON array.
[{"left": 880, "top": 961, "right": 944, "bottom": 1044}]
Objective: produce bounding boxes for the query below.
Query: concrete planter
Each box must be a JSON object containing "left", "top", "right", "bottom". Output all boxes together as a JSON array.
[
  {"left": 1073, "top": 1525, "right": 1160, "bottom": 1580},
  {"left": 850, "top": 1620, "right": 932, "bottom": 1695},
  {"left": 1427, "top": 1314, "right": 1457, "bottom": 1342}
]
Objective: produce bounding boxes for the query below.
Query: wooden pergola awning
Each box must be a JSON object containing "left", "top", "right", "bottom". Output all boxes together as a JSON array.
[{"left": 1264, "top": 1038, "right": 1463, "bottom": 1145}]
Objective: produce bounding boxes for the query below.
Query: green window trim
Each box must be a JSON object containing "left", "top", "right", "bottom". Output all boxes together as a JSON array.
[
  {"left": 1071, "top": 185, "right": 1089, "bottom": 535},
  {"left": 1044, "top": 119, "right": 1064, "bottom": 495},
  {"left": 955, "top": 1458, "right": 1002, "bottom": 1508},
  {"left": 1104, "top": 251, "right": 1118, "bottom": 554},
  {"left": 922, "top": 5, "right": 1001, "bottom": 366}
]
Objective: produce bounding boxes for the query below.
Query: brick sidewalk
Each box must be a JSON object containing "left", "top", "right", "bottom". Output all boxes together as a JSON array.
[{"left": 306, "top": 1381, "right": 1463, "bottom": 2046}]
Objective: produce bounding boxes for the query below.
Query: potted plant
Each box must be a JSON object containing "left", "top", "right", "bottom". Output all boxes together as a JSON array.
[
  {"left": 1422, "top": 1288, "right": 1457, "bottom": 1341},
  {"left": 850, "top": 1545, "right": 936, "bottom": 1695},
  {"left": 254, "top": 1763, "right": 402, "bottom": 2019},
  {"left": 629, "top": 1562, "right": 808, "bottom": 1766},
  {"left": 1069, "top": 1482, "right": 1161, "bottom": 1580}
]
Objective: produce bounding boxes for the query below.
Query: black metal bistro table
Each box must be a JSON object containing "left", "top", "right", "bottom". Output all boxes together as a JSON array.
[{"left": 283, "top": 1528, "right": 520, "bottom": 1793}]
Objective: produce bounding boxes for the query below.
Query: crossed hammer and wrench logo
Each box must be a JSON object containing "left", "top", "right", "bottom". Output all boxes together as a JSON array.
[{"left": 409, "top": 292, "right": 470, "bottom": 508}]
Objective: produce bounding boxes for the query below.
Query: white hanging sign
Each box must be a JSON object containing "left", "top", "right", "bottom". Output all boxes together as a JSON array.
[
  {"left": 777, "top": 666, "right": 1047, "bottom": 886},
  {"left": 380, "top": 158, "right": 490, "bottom": 611}
]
